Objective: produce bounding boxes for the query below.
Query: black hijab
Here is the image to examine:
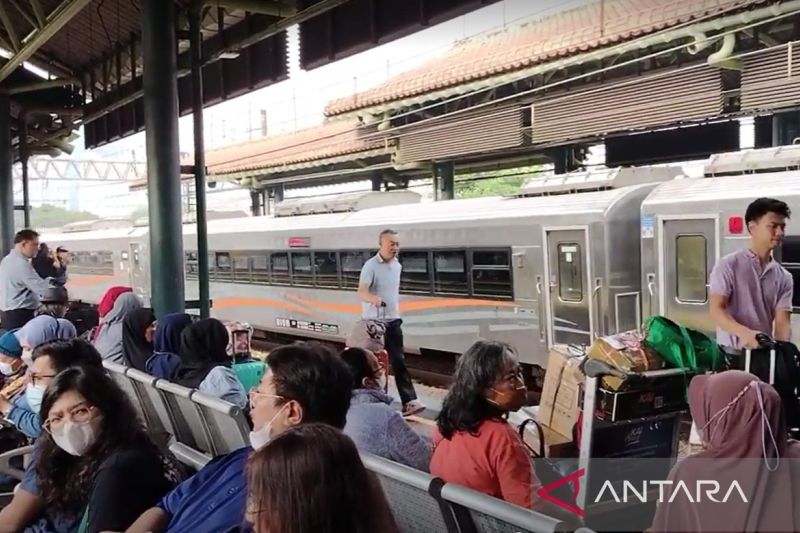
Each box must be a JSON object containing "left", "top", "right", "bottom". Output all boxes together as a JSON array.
[
  {"left": 174, "top": 318, "right": 231, "bottom": 388},
  {"left": 121, "top": 307, "right": 156, "bottom": 371}
]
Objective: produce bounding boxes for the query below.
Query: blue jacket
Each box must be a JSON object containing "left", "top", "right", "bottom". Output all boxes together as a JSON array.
[
  {"left": 344, "top": 388, "right": 431, "bottom": 472},
  {"left": 7, "top": 392, "right": 41, "bottom": 439},
  {"left": 159, "top": 447, "right": 251, "bottom": 533}
]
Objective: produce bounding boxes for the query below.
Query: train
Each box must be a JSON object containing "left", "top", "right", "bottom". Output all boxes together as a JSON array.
[{"left": 43, "top": 145, "right": 800, "bottom": 369}]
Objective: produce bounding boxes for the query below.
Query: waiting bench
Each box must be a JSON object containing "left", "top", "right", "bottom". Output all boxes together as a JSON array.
[
  {"left": 102, "top": 361, "right": 248, "bottom": 469},
  {"left": 103, "top": 362, "right": 593, "bottom": 533}
]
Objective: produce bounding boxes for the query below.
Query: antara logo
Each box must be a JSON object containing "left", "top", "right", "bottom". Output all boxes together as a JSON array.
[{"left": 537, "top": 469, "right": 749, "bottom": 518}]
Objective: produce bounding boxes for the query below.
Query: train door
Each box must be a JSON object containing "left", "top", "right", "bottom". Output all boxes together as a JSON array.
[
  {"left": 129, "top": 243, "right": 145, "bottom": 293},
  {"left": 658, "top": 218, "right": 717, "bottom": 335},
  {"left": 511, "top": 245, "right": 547, "bottom": 351},
  {"left": 544, "top": 228, "right": 593, "bottom": 346}
]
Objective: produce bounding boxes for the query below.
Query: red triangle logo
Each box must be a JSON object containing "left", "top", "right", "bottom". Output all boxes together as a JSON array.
[{"left": 536, "top": 468, "right": 586, "bottom": 517}]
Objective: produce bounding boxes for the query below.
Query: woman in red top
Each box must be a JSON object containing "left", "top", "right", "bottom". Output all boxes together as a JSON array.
[{"left": 431, "top": 340, "right": 539, "bottom": 509}]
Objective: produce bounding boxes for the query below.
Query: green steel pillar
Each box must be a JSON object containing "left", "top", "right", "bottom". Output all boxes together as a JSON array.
[
  {"left": 141, "top": 0, "right": 184, "bottom": 317},
  {"left": 0, "top": 96, "right": 12, "bottom": 254},
  {"left": 434, "top": 161, "right": 455, "bottom": 201},
  {"left": 190, "top": 6, "right": 210, "bottom": 319}
]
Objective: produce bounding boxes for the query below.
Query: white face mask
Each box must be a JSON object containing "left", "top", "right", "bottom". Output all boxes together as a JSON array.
[
  {"left": 0, "top": 362, "right": 15, "bottom": 376},
  {"left": 51, "top": 419, "right": 100, "bottom": 456},
  {"left": 25, "top": 382, "right": 45, "bottom": 413},
  {"left": 249, "top": 403, "right": 289, "bottom": 451}
]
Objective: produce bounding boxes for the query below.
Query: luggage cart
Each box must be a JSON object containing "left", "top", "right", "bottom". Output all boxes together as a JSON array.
[{"left": 575, "top": 359, "right": 691, "bottom": 531}]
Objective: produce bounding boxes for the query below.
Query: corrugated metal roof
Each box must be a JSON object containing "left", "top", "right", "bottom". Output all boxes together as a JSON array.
[
  {"left": 324, "top": 0, "right": 767, "bottom": 117},
  {"left": 531, "top": 65, "right": 723, "bottom": 144},
  {"left": 204, "top": 120, "right": 392, "bottom": 176},
  {"left": 741, "top": 41, "right": 800, "bottom": 112}
]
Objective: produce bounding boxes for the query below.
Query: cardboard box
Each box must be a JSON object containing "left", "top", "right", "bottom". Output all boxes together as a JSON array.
[
  {"left": 518, "top": 407, "right": 576, "bottom": 458},
  {"left": 587, "top": 331, "right": 664, "bottom": 391},
  {"left": 539, "top": 346, "right": 585, "bottom": 439}
]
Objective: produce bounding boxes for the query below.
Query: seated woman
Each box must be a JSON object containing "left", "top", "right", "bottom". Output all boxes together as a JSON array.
[
  {"left": 90, "top": 286, "right": 132, "bottom": 342},
  {"left": 122, "top": 308, "right": 156, "bottom": 371},
  {"left": 246, "top": 423, "right": 398, "bottom": 533},
  {"left": 174, "top": 318, "right": 247, "bottom": 408},
  {"left": 431, "top": 340, "right": 540, "bottom": 509},
  {"left": 16, "top": 315, "right": 77, "bottom": 365},
  {"left": 0, "top": 365, "right": 179, "bottom": 533},
  {"left": 0, "top": 317, "right": 78, "bottom": 439},
  {"left": 146, "top": 313, "right": 192, "bottom": 379},
  {"left": 94, "top": 293, "right": 142, "bottom": 364},
  {"left": 340, "top": 347, "right": 431, "bottom": 471},
  {"left": 650, "top": 371, "right": 800, "bottom": 533}
]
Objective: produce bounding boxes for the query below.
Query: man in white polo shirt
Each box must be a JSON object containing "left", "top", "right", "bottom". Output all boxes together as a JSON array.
[{"left": 358, "top": 229, "right": 425, "bottom": 416}]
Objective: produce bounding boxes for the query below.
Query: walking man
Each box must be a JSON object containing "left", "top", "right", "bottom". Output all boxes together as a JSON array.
[
  {"left": 0, "top": 230, "right": 55, "bottom": 330},
  {"left": 710, "top": 197, "right": 793, "bottom": 348},
  {"left": 358, "top": 229, "right": 426, "bottom": 416}
]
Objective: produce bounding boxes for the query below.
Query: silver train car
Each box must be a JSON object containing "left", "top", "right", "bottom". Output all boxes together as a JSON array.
[{"left": 42, "top": 146, "right": 800, "bottom": 369}]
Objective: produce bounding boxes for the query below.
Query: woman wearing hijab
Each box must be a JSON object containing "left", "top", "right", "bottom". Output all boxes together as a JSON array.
[
  {"left": 650, "top": 370, "right": 800, "bottom": 533},
  {"left": 90, "top": 286, "right": 132, "bottom": 342},
  {"left": 0, "top": 316, "right": 77, "bottom": 438},
  {"left": 174, "top": 318, "right": 247, "bottom": 409},
  {"left": 93, "top": 293, "right": 142, "bottom": 364},
  {"left": 146, "top": 313, "right": 192, "bottom": 379},
  {"left": 122, "top": 308, "right": 156, "bottom": 371}
]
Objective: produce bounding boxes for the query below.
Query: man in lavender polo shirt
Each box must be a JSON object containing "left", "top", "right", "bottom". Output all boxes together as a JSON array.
[{"left": 709, "top": 198, "right": 793, "bottom": 349}]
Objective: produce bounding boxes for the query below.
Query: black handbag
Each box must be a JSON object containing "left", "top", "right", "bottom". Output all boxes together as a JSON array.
[{"left": 518, "top": 418, "right": 576, "bottom": 504}]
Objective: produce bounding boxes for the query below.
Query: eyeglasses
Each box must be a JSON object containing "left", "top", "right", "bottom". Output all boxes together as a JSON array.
[
  {"left": 44, "top": 402, "right": 97, "bottom": 434},
  {"left": 30, "top": 373, "right": 57, "bottom": 387},
  {"left": 248, "top": 389, "right": 284, "bottom": 411},
  {"left": 501, "top": 367, "right": 524, "bottom": 383}
]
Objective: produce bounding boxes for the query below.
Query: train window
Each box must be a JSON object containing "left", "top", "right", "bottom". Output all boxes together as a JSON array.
[
  {"left": 251, "top": 253, "right": 269, "bottom": 285},
  {"left": 271, "top": 253, "right": 290, "bottom": 285},
  {"left": 676, "top": 235, "right": 708, "bottom": 303},
  {"left": 780, "top": 237, "right": 800, "bottom": 310},
  {"left": 471, "top": 250, "right": 513, "bottom": 299},
  {"left": 341, "top": 251, "right": 371, "bottom": 289},
  {"left": 314, "top": 252, "right": 339, "bottom": 288},
  {"left": 557, "top": 243, "right": 583, "bottom": 302},
  {"left": 215, "top": 252, "right": 233, "bottom": 281},
  {"left": 433, "top": 251, "right": 468, "bottom": 295},
  {"left": 399, "top": 251, "right": 431, "bottom": 294},
  {"left": 291, "top": 253, "right": 313, "bottom": 287},
  {"left": 232, "top": 255, "right": 250, "bottom": 284}
]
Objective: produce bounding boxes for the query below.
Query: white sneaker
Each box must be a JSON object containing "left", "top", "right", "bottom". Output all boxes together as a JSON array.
[{"left": 402, "top": 400, "right": 426, "bottom": 417}]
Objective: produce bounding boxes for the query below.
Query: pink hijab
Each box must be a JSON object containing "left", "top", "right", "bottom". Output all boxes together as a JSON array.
[{"left": 651, "top": 371, "right": 800, "bottom": 532}]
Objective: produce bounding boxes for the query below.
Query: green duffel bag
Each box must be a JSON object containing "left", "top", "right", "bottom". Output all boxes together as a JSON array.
[{"left": 643, "top": 316, "right": 724, "bottom": 372}]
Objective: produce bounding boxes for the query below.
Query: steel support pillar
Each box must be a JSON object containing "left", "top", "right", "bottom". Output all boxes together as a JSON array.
[
  {"left": 19, "top": 119, "right": 30, "bottom": 228},
  {"left": 433, "top": 161, "right": 455, "bottom": 201},
  {"left": 371, "top": 175, "right": 383, "bottom": 192},
  {"left": 190, "top": 7, "right": 210, "bottom": 319},
  {"left": 250, "top": 189, "right": 263, "bottom": 216},
  {"left": 142, "top": 0, "right": 184, "bottom": 317},
  {"left": 272, "top": 184, "right": 285, "bottom": 203},
  {"left": 0, "top": 96, "right": 12, "bottom": 253}
]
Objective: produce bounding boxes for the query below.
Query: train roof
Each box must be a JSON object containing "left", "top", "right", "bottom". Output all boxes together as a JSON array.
[
  {"left": 41, "top": 226, "right": 148, "bottom": 243},
  {"left": 184, "top": 182, "right": 656, "bottom": 236},
  {"left": 643, "top": 170, "right": 800, "bottom": 207}
]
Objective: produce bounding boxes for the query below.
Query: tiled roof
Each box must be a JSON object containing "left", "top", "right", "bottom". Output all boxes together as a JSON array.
[
  {"left": 325, "top": 0, "right": 765, "bottom": 116},
  {"left": 204, "top": 120, "right": 389, "bottom": 176}
]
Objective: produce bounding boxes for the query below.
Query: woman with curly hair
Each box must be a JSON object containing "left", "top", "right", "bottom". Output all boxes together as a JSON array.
[
  {"left": 0, "top": 365, "right": 178, "bottom": 533},
  {"left": 431, "top": 339, "right": 540, "bottom": 509}
]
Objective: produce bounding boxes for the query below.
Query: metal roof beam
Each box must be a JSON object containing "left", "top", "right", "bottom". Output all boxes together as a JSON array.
[
  {"left": 213, "top": 0, "right": 296, "bottom": 17},
  {"left": 29, "top": 0, "right": 46, "bottom": 28},
  {"left": 0, "top": 0, "right": 93, "bottom": 84},
  {"left": 0, "top": 4, "right": 21, "bottom": 52},
  {"left": 8, "top": 0, "right": 38, "bottom": 30}
]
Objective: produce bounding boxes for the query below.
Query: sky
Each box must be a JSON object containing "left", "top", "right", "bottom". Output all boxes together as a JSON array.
[{"left": 25, "top": 0, "right": 592, "bottom": 216}]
